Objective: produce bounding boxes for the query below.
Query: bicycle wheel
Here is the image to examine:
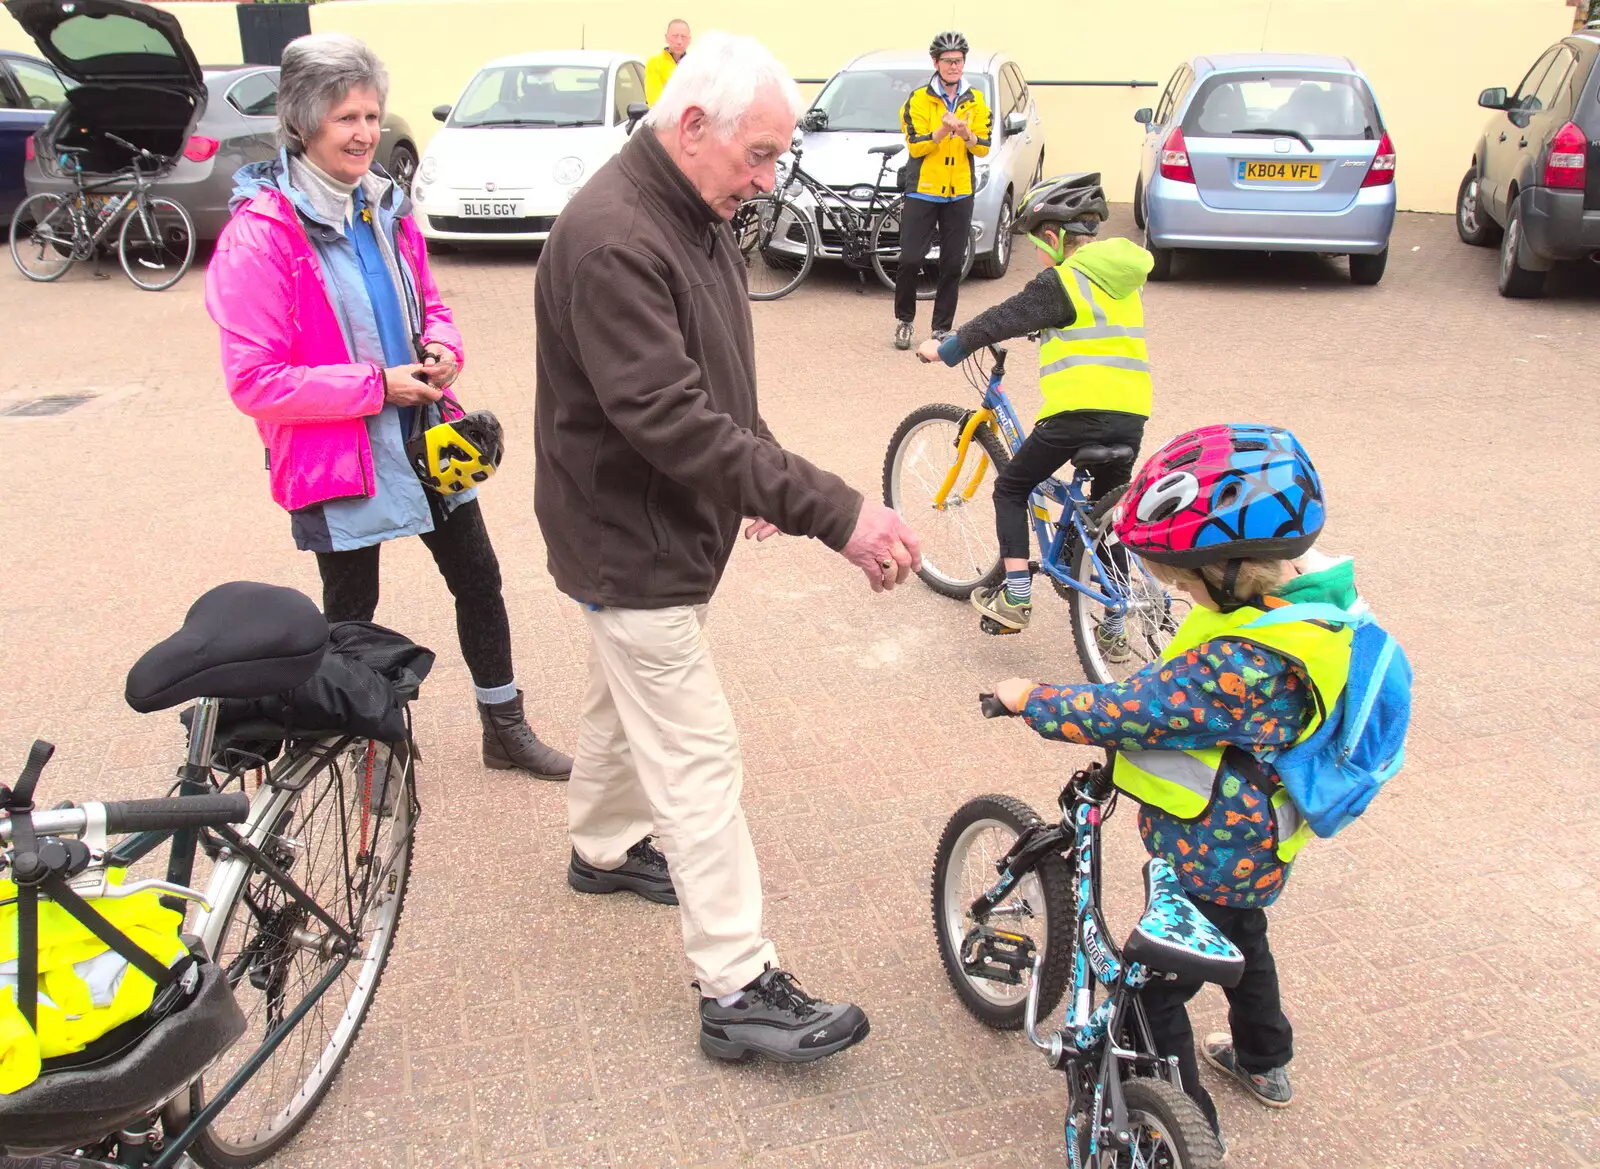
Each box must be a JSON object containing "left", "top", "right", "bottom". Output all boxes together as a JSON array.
[
  {"left": 932, "top": 795, "right": 1073, "bottom": 1030},
  {"left": 1067, "top": 485, "right": 1188, "bottom": 685},
  {"left": 731, "top": 194, "right": 814, "bottom": 300},
  {"left": 884, "top": 402, "right": 1007, "bottom": 599},
  {"left": 1085, "top": 1077, "right": 1223, "bottom": 1169},
  {"left": 186, "top": 736, "right": 416, "bottom": 1167},
  {"left": 118, "top": 196, "right": 195, "bottom": 291},
  {"left": 9, "top": 192, "right": 77, "bottom": 282},
  {"left": 871, "top": 195, "right": 974, "bottom": 300}
]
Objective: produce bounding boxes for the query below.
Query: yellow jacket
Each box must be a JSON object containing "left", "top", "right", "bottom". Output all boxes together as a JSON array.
[
  {"left": 645, "top": 49, "right": 681, "bottom": 105},
  {"left": 899, "top": 78, "right": 991, "bottom": 199}
]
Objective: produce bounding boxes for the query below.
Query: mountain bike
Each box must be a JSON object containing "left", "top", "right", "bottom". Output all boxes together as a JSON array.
[
  {"left": 0, "top": 582, "right": 418, "bottom": 1168},
  {"left": 883, "top": 343, "right": 1183, "bottom": 683},
  {"left": 731, "top": 136, "right": 975, "bottom": 301},
  {"left": 9, "top": 132, "right": 196, "bottom": 291},
  {"left": 931, "top": 696, "right": 1236, "bottom": 1168}
]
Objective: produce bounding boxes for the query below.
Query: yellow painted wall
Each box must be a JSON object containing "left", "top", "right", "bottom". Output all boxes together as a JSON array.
[{"left": 1, "top": 0, "right": 1577, "bottom": 213}]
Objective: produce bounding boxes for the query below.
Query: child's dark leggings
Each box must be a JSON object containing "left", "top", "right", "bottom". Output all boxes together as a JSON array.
[
  {"left": 1137, "top": 898, "right": 1294, "bottom": 1132},
  {"left": 992, "top": 411, "right": 1144, "bottom": 559}
]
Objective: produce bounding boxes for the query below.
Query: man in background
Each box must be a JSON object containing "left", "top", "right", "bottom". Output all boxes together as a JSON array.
[{"left": 645, "top": 18, "right": 691, "bottom": 104}]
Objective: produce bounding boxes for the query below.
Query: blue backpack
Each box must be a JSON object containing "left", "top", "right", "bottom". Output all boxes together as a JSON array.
[{"left": 1242, "top": 602, "right": 1413, "bottom": 838}]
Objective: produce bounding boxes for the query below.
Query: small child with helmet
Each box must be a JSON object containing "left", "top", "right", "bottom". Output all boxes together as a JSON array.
[
  {"left": 989, "top": 424, "right": 1355, "bottom": 1147},
  {"left": 917, "top": 172, "right": 1154, "bottom": 650}
]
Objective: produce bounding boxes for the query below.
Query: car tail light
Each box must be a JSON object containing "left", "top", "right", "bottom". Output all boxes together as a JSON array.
[
  {"left": 24, "top": 135, "right": 35, "bottom": 162},
  {"left": 1545, "top": 122, "right": 1587, "bottom": 190},
  {"left": 1362, "top": 132, "right": 1396, "bottom": 187},
  {"left": 183, "top": 136, "right": 220, "bottom": 163},
  {"left": 1159, "top": 127, "right": 1194, "bottom": 183}
]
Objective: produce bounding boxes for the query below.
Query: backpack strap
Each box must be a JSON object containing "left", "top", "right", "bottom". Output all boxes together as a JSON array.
[
  {"left": 1339, "top": 630, "right": 1399, "bottom": 758},
  {"left": 1244, "top": 601, "right": 1368, "bottom": 630}
]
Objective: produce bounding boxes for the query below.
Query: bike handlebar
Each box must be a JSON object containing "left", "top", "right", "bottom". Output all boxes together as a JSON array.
[
  {"left": 1, "top": 793, "right": 250, "bottom": 843},
  {"left": 978, "top": 692, "right": 1018, "bottom": 719}
]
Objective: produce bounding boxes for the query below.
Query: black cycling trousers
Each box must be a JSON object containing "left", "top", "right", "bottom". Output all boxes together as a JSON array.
[
  {"left": 1137, "top": 900, "right": 1294, "bottom": 1132},
  {"left": 894, "top": 195, "right": 974, "bottom": 332},
  {"left": 993, "top": 412, "right": 1144, "bottom": 561},
  {"left": 314, "top": 495, "right": 513, "bottom": 690}
]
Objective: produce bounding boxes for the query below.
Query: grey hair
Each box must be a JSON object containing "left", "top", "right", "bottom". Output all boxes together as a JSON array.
[
  {"left": 277, "top": 33, "right": 390, "bottom": 153},
  {"left": 642, "top": 31, "right": 802, "bottom": 139}
]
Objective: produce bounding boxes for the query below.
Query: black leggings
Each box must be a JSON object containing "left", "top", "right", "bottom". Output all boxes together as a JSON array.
[
  {"left": 894, "top": 195, "right": 974, "bottom": 332},
  {"left": 993, "top": 412, "right": 1144, "bottom": 560},
  {"left": 1137, "top": 900, "right": 1294, "bottom": 1132},
  {"left": 315, "top": 495, "right": 513, "bottom": 690}
]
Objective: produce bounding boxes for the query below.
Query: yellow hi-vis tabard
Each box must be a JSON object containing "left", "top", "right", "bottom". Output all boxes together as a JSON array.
[
  {"left": 1037, "top": 260, "right": 1151, "bottom": 421},
  {"left": 1110, "top": 601, "right": 1354, "bottom": 862}
]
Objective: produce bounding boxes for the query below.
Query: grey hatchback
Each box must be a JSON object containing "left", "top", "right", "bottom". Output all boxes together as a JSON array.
[
  {"left": 1133, "top": 53, "right": 1397, "bottom": 285},
  {"left": 23, "top": 64, "right": 421, "bottom": 243}
]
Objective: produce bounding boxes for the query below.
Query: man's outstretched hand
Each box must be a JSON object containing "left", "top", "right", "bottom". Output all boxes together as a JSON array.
[{"left": 840, "top": 502, "right": 922, "bottom": 593}]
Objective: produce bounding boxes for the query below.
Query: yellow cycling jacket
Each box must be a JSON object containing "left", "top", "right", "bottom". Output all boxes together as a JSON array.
[{"left": 900, "top": 79, "right": 991, "bottom": 199}]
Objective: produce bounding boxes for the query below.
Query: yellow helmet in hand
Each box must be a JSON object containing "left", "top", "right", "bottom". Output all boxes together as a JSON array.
[{"left": 406, "top": 398, "right": 503, "bottom": 495}]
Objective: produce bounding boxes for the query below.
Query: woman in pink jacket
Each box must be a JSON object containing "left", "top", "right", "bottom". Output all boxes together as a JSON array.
[{"left": 204, "top": 33, "right": 570, "bottom": 779}]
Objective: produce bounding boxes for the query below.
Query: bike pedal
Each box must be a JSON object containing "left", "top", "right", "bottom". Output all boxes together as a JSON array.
[
  {"left": 979, "top": 617, "right": 1020, "bottom": 637},
  {"left": 960, "top": 925, "right": 1037, "bottom": 986}
]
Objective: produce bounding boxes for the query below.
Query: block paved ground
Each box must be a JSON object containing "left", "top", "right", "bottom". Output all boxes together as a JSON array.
[{"left": 2, "top": 207, "right": 1598, "bottom": 1168}]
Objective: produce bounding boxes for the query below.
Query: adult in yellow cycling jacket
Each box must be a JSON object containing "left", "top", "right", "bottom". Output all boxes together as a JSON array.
[
  {"left": 892, "top": 31, "right": 991, "bottom": 351},
  {"left": 918, "top": 173, "right": 1152, "bottom": 641},
  {"left": 644, "top": 19, "right": 690, "bottom": 105}
]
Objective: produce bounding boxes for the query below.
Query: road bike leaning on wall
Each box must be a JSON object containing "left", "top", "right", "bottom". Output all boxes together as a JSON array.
[
  {"left": 0, "top": 581, "right": 420, "bottom": 1168},
  {"left": 9, "top": 132, "right": 196, "bottom": 291}
]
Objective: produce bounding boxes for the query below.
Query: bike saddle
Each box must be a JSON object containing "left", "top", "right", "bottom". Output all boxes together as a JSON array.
[
  {"left": 124, "top": 582, "right": 329, "bottom": 714},
  {"left": 867, "top": 144, "right": 905, "bottom": 158},
  {"left": 1072, "top": 444, "right": 1135, "bottom": 468},
  {"left": 1123, "top": 858, "right": 1245, "bottom": 988}
]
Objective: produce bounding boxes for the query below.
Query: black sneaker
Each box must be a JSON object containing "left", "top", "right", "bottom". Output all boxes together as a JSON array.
[
  {"left": 699, "top": 967, "right": 869, "bottom": 1064},
  {"left": 567, "top": 836, "right": 678, "bottom": 905}
]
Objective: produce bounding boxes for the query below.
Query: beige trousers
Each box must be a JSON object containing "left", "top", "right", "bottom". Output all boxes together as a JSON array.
[{"left": 567, "top": 604, "right": 777, "bottom": 996}]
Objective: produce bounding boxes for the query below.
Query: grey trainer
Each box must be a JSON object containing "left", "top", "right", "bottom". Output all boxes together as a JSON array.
[
  {"left": 1202, "top": 1034, "right": 1293, "bottom": 1108},
  {"left": 894, "top": 320, "right": 914, "bottom": 350},
  {"left": 699, "top": 967, "right": 869, "bottom": 1064},
  {"left": 567, "top": 836, "right": 678, "bottom": 905}
]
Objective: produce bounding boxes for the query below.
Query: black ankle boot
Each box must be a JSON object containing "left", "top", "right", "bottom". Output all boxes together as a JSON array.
[{"left": 478, "top": 691, "right": 572, "bottom": 780}]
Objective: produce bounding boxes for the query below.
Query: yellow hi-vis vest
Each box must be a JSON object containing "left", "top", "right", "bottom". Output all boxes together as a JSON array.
[
  {"left": 0, "top": 872, "right": 186, "bottom": 1094},
  {"left": 1111, "top": 601, "right": 1354, "bottom": 863},
  {"left": 1038, "top": 260, "right": 1152, "bottom": 422}
]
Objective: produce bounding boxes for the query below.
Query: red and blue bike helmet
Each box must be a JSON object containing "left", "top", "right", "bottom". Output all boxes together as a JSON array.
[{"left": 1115, "top": 423, "right": 1325, "bottom": 605}]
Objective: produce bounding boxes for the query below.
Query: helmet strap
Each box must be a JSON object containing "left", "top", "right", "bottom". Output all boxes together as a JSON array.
[
  {"left": 1203, "top": 559, "right": 1249, "bottom": 613},
  {"left": 1028, "top": 231, "right": 1066, "bottom": 266}
]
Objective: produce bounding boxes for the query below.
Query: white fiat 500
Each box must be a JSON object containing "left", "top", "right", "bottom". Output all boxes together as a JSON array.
[{"left": 413, "top": 50, "right": 647, "bottom": 245}]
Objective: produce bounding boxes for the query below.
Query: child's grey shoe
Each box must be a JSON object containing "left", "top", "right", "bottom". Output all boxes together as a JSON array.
[{"left": 1203, "top": 1033, "right": 1293, "bottom": 1108}]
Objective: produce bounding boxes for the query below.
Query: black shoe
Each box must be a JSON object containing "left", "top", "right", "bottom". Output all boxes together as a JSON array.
[
  {"left": 699, "top": 967, "right": 869, "bottom": 1064},
  {"left": 479, "top": 690, "right": 573, "bottom": 780},
  {"left": 567, "top": 836, "right": 678, "bottom": 905}
]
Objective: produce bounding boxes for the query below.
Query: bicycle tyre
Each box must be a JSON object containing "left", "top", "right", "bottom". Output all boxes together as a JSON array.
[
  {"left": 731, "top": 193, "right": 814, "bottom": 301},
  {"left": 1111, "top": 1077, "right": 1224, "bottom": 1169},
  {"left": 931, "top": 794, "right": 1073, "bottom": 1031},
  {"left": 1067, "top": 485, "right": 1186, "bottom": 685},
  {"left": 870, "top": 194, "right": 974, "bottom": 301},
  {"left": 883, "top": 402, "right": 1008, "bottom": 599},
  {"left": 118, "top": 196, "right": 195, "bottom": 291},
  {"left": 9, "top": 192, "right": 76, "bottom": 282},
  {"left": 185, "top": 737, "right": 416, "bottom": 1167}
]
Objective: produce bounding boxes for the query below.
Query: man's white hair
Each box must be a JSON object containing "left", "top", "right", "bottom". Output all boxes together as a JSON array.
[{"left": 643, "top": 31, "right": 802, "bottom": 139}]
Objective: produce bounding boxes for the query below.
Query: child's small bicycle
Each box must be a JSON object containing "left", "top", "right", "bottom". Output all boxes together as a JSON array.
[
  {"left": 930, "top": 694, "right": 1239, "bottom": 1168},
  {"left": 883, "top": 344, "right": 1183, "bottom": 683}
]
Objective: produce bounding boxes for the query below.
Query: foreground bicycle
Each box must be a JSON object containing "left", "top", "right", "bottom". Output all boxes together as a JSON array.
[
  {"left": 731, "top": 134, "right": 975, "bottom": 301},
  {"left": 884, "top": 343, "right": 1183, "bottom": 682},
  {"left": 0, "top": 582, "right": 419, "bottom": 1168},
  {"left": 8, "top": 132, "right": 196, "bottom": 291},
  {"left": 931, "top": 695, "right": 1238, "bottom": 1168}
]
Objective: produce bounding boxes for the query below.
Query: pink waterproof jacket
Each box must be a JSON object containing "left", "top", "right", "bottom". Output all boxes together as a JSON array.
[{"left": 204, "top": 186, "right": 465, "bottom": 513}]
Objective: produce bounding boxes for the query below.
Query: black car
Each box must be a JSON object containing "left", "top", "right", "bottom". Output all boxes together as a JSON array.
[
  {"left": 1456, "top": 22, "right": 1600, "bottom": 297},
  {"left": 0, "top": 49, "right": 70, "bottom": 224}
]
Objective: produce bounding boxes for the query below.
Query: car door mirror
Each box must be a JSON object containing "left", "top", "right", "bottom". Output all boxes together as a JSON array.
[
  {"left": 1477, "top": 87, "right": 1509, "bottom": 111},
  {"left": 1134, "top": 107, "right": 1154, "bottom": 125},
  {"left": 624, "top": 102, "right": 648, "bottom": 135},
  {"left": 802, "top": 108, "right": 828, "bottom": 133},
  {"left": 1003, "top": 111, "right": 1027, "bottom": 136},
  {"left": 432, "top": 104, "right": 451, "bottom": 123}
]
